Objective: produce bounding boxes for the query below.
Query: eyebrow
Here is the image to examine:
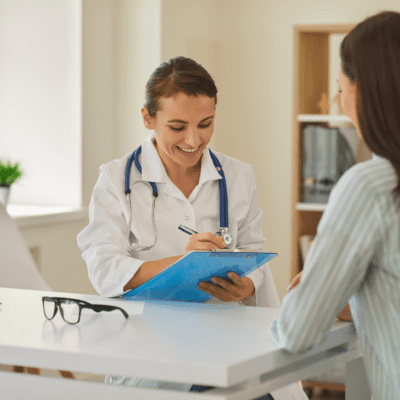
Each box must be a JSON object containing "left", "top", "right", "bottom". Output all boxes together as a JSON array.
[{"left": 167, "top": 116, "right": 214, "bottom": 124}]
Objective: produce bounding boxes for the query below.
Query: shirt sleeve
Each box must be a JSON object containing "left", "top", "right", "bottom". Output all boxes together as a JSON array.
[
  {"left": 77, "top": 166, "right": 145, "bottom": 297},
  {"left": 237, "top": 166, "right": 280, "bottom": 308},
  {"left": 270, "top": 166, "right": 381, "bottom": 353}
]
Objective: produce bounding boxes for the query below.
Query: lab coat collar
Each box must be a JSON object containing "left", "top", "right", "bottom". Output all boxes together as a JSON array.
[
  {"left": 140, "top": 134, "right": 168, "bottom": 183},
  {"left": 198, "top": 146, "right": 224, "bottom": 185},
  {"left": 140, "top": 134, "right": 222, "bottom": 186}
]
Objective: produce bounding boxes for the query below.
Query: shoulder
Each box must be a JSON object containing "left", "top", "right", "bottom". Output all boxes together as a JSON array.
[
  {"left": 100, "top": 153, "right": 132, "bottom": 177},
  {"left": 209, "top": 150, "right": 255, "bottom": 178},
  {"left": 334, "top": 156, "right": 396, "bottom": 199},
  {"left": 96, "top": 153, "right": 136, "bottom": 197},
  {"left": 99, "top": 152, "right": 144, "bottom": 189},
  {"left": 320, "top": 156, "right": 396, "bottom": 232}
]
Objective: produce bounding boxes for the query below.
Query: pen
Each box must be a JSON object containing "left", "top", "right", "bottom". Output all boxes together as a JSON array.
[{"left": 178, "top": 224, "right": 198, "bottom": 235}]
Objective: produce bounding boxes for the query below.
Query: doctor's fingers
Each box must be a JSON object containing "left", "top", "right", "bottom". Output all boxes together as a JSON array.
[
  {"left": 186, "top": 233, "right": 225, "bottom": 251},
  {"left": 210, "top": 277, "right": 243, "bottom": 300},
  {"left": 198, "top": 281, "right": 240, "bottom": 302},
  {"left": 196, "top": 232, "right": 225, "bottom": 247},
  {"left": 186, "top": 241, "right": 223, "bottom": 253}
]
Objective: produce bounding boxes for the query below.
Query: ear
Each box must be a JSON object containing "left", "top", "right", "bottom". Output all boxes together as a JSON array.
[{"left": 141, "top": 106, "right": 155, "bottom": 130}]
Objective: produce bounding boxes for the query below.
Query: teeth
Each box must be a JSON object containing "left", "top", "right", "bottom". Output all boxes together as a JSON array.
[{"left": 179, "top": 146, "right": 199, "bottom": 153}]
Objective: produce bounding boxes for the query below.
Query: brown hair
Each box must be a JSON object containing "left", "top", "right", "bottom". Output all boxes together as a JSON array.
[
  {"left": 340, "top": 11, "right": 400, "bottom": 196},
  {"left": 144, "top": 56, "right": 218, "bottom": 117}
]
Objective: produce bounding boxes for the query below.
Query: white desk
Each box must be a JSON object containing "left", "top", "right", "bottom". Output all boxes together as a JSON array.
[{"left": 0, "top": 287, "right": 370, "bottom": 400}]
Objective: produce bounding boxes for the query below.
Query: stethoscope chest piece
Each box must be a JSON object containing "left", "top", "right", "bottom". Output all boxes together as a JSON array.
[{"left": 216, "top": 227, "right": 233, "bottom": 246}]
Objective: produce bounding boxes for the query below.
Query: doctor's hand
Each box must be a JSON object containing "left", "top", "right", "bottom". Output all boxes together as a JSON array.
[
  {"left": 185, "top": 232, "right": 226, "bottom": 253},
  {"left": 198, "top": 272, "right": 255, "bottom": 302}
]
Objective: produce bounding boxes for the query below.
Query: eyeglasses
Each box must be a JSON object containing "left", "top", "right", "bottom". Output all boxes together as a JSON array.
[{"left": 42, "top": 297, "right": 129, "bottom": 325}]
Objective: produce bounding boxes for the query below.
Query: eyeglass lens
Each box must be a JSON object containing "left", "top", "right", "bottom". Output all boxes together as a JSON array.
[
  {"left": 43, "top": 298, "right": 80, "bottom": 324},
  {"left": 43, "top": 298, "right": 57, "bottom": 320}
]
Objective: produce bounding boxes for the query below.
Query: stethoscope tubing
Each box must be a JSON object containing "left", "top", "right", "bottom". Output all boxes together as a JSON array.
[{"left": 125, "top": 146, "right": 231, "bottom": 252}]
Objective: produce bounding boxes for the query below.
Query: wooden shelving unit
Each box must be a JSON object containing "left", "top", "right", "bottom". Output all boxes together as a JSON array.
[{"left": 291, "top": 24, "right": 355, "bottom": 282}]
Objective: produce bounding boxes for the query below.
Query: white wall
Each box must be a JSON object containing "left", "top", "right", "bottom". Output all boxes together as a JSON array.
[
  {"left": 81, "top": 0, "right": 161, "bottom": 207},
  {"left": 114, "top": 0, "right": 161, "bottom": 159}
]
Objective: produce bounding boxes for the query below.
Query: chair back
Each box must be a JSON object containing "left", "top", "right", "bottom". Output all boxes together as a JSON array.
[{"left": 0, "top": 203, "right": 51, "bottom": 291}]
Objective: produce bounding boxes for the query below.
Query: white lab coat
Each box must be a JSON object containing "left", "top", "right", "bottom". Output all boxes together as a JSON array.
[{"left": 77, "top": 134, "right": 307, "bottom": 399}]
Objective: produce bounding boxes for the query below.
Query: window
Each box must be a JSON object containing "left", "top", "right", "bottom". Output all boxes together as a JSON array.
[{"left": 0, "top": 0, "right": 82, "bottom": 207}]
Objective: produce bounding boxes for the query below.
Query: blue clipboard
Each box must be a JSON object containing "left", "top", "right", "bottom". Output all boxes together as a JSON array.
[{"left": 122, "top": 250, "right": 277, "bottom": 303}]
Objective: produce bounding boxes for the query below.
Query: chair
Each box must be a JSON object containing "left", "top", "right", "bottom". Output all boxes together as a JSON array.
[{"left": 0, "top": 203, "right": 74, "bottom": 379}]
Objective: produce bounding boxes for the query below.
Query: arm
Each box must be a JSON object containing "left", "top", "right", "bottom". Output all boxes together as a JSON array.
[
  {"left": 123, "top": 232, "right": 226, "bottom": 291},
  {"left": 270, "top": 168, "right": 380, "bottom": 353},
  {"left": 123, "top": 255, "right": 183, "bottom": 291},
  {"left": 289, "top": 271, "right": 353, "bottom": 321},
  {"left": 77, "top": 168, "right": 181, "bottom": 297}
]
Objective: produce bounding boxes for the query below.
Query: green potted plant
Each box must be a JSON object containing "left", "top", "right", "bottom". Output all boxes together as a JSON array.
[{"left": 0, "top": 161, "right": 22, "bottom": 207}]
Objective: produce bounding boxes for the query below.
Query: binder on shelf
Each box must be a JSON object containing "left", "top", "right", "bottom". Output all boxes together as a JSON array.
[
  {"left": 315, "top": 127, "right": 338, "bottom": 203},
  {"left": 301, "top": 125, "right": 356, "bottom": 204},
  {"left": 337, "top": 127, "right": 357, "bottom": 173},
  {"left": 301, "top": 126, "right": 317, "bottom": 203},
  {"left": 122, "top": 250, "right": 278, "bottom": 303}
]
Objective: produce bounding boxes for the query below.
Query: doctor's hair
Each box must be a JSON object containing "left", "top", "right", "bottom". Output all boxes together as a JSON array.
[
  {"left": 144, "top": 56, "right": 218, "bottom": 117},
  {"left": 340, "top": 11, "right": 400, "bottom": 196}
]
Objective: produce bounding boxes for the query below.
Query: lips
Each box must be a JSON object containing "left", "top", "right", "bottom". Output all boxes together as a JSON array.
[{"left": 177, "top": 145, "right": 200, "bottom": 153}]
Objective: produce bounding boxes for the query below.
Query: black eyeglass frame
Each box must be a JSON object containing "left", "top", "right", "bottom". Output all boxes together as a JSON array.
[{"left": 42, "top": 296, "right": 129, "bottom": 325}]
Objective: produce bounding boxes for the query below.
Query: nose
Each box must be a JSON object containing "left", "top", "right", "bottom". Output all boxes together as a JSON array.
[{"left": 185, "top": 126, "right": 201, "bottom": 148}]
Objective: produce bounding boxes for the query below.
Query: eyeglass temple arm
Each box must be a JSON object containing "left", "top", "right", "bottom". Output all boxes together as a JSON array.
[{"left": 82, "top": 303, "right": 129, "bottom": 319}]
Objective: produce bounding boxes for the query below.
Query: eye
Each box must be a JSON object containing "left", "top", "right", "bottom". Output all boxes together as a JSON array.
[
  {"left": 169, "top": 126, "right": 185, "bottom": 131},
  {"left": 198, "top": 122, "right": 211, "bottom": 129}
]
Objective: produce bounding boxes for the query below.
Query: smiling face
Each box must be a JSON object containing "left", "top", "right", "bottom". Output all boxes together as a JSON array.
[{"left": 141, "top": 92, "right": 215, "bottom": 175}]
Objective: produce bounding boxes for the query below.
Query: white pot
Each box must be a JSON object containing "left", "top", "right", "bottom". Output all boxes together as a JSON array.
[{"left": 0, "top": 186, "right": 11, "bottom": 207}]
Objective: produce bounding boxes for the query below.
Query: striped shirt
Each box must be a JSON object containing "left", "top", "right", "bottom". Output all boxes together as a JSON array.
[{"left": 270, "top": 155, "right": 400, "bottom": 399}]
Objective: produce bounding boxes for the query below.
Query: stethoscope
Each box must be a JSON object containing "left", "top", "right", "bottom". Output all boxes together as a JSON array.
[{"left": 124, "top": 145, "right": 233, "bottom": 252}]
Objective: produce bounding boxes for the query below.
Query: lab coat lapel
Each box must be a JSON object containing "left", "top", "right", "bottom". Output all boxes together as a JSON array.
[
  {"left": 140, "top": 135, "right": 186, "bottom": 201},
  {"left": 140, "top": 135, "right": 167, "bottom": 184},
  {"left": 187, "top": 149, "right": 223, "bottom": 202}
]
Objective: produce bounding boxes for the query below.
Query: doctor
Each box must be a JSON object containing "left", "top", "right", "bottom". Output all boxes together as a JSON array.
[{"left": 78, "top": 56, "right": 307, "bottom": 399}]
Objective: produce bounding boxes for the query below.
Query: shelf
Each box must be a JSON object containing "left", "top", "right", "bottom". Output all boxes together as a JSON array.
[
  {"left": 297, "top": 114, "right": 352, "bottom": 123},
  {"left": 296, "top": 203, "right": 327, "bottom": 212}
]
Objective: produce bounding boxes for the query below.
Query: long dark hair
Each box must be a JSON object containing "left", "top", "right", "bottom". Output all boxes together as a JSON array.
[
  {"left": 340, "top": 11, "right": 400, "bottom": 196},
  {"left": 144, "top": 56, "right": 217, "bottom": 117}
]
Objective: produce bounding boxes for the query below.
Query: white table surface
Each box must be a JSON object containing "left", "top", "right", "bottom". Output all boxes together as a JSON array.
[{"left": 0, "top": 287, "right": 367, "bottom": 400}]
